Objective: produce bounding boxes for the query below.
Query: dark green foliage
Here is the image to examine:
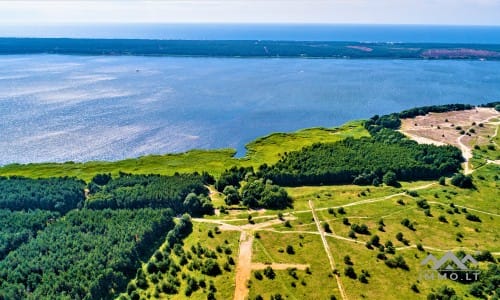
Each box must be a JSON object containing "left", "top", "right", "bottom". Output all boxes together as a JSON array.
[
  {"left": 259, "top": 129, "right": 462, "bottom": 186},
  {"left": 465, "top": 213, "right": 481, "bottom": 222},
  {"left": 91, "top": 173, "right": 112, "bottom": 186},
  {"left": 254, "top": 271, "right": 263, "bottom": 280},
  {"left": 286, "top": 245, "right": 295, "bottom": 254},
  {"left": 344, "top": 255, "right": 353, "bottom": 265},
  {"left": 416, "top": 199, "right": 430, "bottom": 209},
  {"left": 426, "top": 285, "right": 458, "bottom": 300},
  {"left": 263, "top": 266, "right": 276, "bottom": 279},
  {"left": 451, "top": 173, "right": 473, "bottom": 189},
  {"left": 385, "top": 255, "right": 409, "bottom": 270},
  {"left": 345, "top": 266, "right": 357, "bottom": 279},
  {"left": 215, "top": 166, "right": 253, "bottom": 192},
  {"left": 439, "top": 176, "right": 446, "bottom": 185},
  {"left": 351, "top": 223, "right": 369, "bottom": 235},
  {"left": 323, "top": 222, "right": 332, "bottom": 233},
  {"left": 383, "top": 171, "right": 399, "bottom": 187},
  {"left": 474, "top": 250, "right": 496, "bottom": 263},
  {"left": 398, "top": 104, "right": 473, "bottom": 119},
  {"left": 467, "top": 263, "right": 500, "bottom": 298},
  {"left": 240, "top": 179, "right": 292, "bottom": 209},
  {"left": 86, "top": 173, "right": 212, "bottom": 215},
  {"left": 201, "top": 259, "right": 222, "bottom": 276},
  {"left": 0, "top": 209, "right": 59, "bottom": 260},
  {"left": 0, "top": 176, "right": 85, "bottom": 213},
  {"left": 0, "top": 209, "right": 174, "bottom": 300},
  {"left": 222, "top": 185, "right": 241, "bottom": 205},
  {"left": 370, "top": 235, "right": 380, "bottom": 247}
]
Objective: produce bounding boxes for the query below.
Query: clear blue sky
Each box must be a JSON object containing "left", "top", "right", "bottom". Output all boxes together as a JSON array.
[{"left": 1, "top": 0, "right": 500, "bottom": 25}]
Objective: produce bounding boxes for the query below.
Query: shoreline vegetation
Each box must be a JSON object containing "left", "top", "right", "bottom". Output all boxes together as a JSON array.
[{"left": 2, "top": 38, "right": 500, "bottom": 60}]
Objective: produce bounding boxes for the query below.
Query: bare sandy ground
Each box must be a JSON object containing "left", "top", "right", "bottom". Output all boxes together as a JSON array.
[{"left": 400, "top": 107, "right": 499, "bottom": 173}]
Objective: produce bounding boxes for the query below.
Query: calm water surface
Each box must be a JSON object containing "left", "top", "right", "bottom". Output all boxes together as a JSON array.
[{"left": 1, "top": 55, "right": 500, "bottom": 164}]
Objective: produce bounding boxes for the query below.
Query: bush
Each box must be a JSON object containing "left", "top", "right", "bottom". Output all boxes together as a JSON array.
[
  {"left": 263, "top": 266, "right": 275, "bottom": 279},
  {"left": 323, "top": 222, "right": 332, "bottom": 233},
  {"left": 286, "top": 245, "right": 295, "bottom": 254},
  {"left": 385, "top": 255, "right": 409, "bottom": 270},
  {"left": 466, "top": 213, "right": 481, "bottom": 222},
  {"left": 451, "top": 173, "right": 473, "bottom": 188},
  {"left": 345, "top": 266, "right": 357, "bottom": 279},
  {"left": 254, "top": 271, "right": 263, "bottom": 280},
  {"left": 383, "top": 171, "right": 399, "bottom": 187}
]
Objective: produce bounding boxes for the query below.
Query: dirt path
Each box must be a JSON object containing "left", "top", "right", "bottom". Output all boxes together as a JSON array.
[
  {"left": 251, "top": 262, "right": 310, "bottom": 270},
  {"left": 234, "top": 231, "right": 254, "bottom": 300},
  {"left": 309, "top": 200, "right": 348, "bottom": 300}
]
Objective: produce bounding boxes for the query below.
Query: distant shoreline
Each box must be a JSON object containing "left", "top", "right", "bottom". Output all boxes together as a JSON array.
[{"left": 2, "top": 38, "right": 500, "bottom": 60}]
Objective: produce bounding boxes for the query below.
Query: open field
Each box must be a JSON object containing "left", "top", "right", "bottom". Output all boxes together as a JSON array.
[{"left": 0, "top": 121, "right": 368, "bottom": 182}]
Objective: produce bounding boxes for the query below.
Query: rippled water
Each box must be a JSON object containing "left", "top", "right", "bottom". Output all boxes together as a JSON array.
[{"left": 1, "top": 55, "right": 500, "bottom": 164}]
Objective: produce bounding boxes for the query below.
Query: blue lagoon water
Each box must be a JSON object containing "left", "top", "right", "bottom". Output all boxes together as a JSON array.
[{"left": 1, "top": 54, "right": 500, "bottom": 164}]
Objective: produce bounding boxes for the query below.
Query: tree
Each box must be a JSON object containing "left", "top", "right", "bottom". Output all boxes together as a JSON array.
[
  {"left": 183, "top": 193, "right": 214, "bottom": 216},
  {"left": 451, "top": 173, "right": 473, "bottom": 188},
  {"left": 263, "top": 266, "right": 276, "bottom": 279},
  {"left": 286, "top": 245, "right": 295, "bottom": 254},
  {"left": 223, "top": 185, "right": 241, "bottom": 205},
  {"left": 345, "top": 266, "right": 357, "bottom": 279},
  {"left": 383, "top": 171, "right": 398, "bottom": 187}
]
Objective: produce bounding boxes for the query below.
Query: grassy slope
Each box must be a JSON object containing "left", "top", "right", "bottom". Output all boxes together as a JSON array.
[{"left": 0, "top": 121, "right": 368, "bottom": 182}]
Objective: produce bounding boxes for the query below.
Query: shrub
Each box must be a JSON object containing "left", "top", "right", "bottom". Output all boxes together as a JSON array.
[
  {"left": 254, "top": 271, "right": 263, "bottom": 280},
  {"left": 263, "top": 266, "right": 275, "bottom": 279},
  {"left": 345, "top": 266, "right": 357, "bottom": 279},
  {"left": 466, "top": 213, "right": 481, "bottom": 222},
  {"left": 451, "top": 173, "right": 473, "bottom": 188}
]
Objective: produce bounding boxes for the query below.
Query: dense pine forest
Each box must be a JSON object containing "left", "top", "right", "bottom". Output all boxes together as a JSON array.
[{"left": 258, "top": 129, "right": 463, "bottom": 186}]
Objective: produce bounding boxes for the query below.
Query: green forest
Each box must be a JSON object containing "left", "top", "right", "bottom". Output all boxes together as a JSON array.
[
  {"left": 0, "top": 209, "right": 174, "bottom": 300},
  {"left": 0, "top": 177, "right": 85, "bottom": 213},
  {"left": 258, "top": 128, "right": 463, "bottom": 186},
  {"left": 85, "top": 173, "right": 214, "bottom": 216}
]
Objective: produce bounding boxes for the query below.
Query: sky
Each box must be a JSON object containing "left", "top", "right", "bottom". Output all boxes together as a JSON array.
[{"left": 0, "top": 0, "right": 500, "bottom": 25}]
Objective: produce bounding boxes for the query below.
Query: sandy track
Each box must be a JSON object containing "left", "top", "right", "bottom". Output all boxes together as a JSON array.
[{"left": 234, "top": 231, "right": 254, "bottom": 300}]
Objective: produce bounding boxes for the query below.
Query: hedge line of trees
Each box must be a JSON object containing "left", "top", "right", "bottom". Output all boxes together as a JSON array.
[
  {"left": 0, "top": 209, "right": 59, "bottom": 260},
  {"left": 0, "top": 177, "right": 85, "bottom": 213},
  {"left": 85, "top": 173, "right": 214, "bottom": 216},
  {"left": 0, "top": 208, "right": 174, "bottom": 300},
  {"left": 258, "top": 129, "right": 463, "bottom": 186}
]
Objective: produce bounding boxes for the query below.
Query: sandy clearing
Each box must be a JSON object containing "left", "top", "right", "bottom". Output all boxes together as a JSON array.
[{"left": 234, "top": 231, "right": 254, "bottom": 300}]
